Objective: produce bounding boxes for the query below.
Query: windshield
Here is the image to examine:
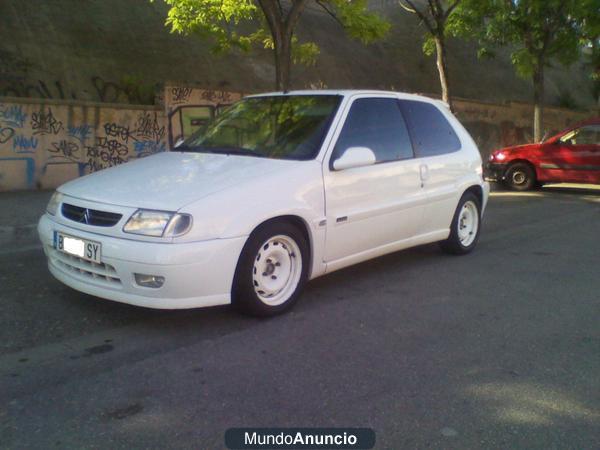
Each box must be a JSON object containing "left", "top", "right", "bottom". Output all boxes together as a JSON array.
[{"left": 179, "top": 95, "right": 341, "bottom": 160}]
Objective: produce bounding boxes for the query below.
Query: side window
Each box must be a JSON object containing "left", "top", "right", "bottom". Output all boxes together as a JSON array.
[
  {"left": 569, "top": 125, "right": 600, "bottom": 145},
  {"left": 399, "top": 100, "right": 461, "bottom": 157},
  {"left": 333, "top": 98, "right": 414, "bottom": 164}
]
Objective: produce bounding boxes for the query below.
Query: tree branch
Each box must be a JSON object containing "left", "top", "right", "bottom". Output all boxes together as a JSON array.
[
  {"left": 398, "top": 0, "right": 416, "bottom": 13},
  {"left": 258, "top": 0, "right": 283, "bottom": 43},
  {"left": 315, "top": 0, "right": 345, "bottom": 29},
  {"left": 444, "top": 0, "right": 461, "bottom": 20},
  {"left": 258, "top": 0, "right": 282, "bottom": 29},
  {"left": 399, "top": 0, "right": 435, "bottom": 34},
  {"left": 284, "top": 0, "right": 308, "bottom": 38}
]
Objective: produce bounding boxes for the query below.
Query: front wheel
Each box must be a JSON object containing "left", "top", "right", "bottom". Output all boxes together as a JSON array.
[
  {"left": 439, "top": 192, "right": 481, "bottom": 255},
  {"left": 232, "top": 222, "right": 309, "bottom": 317},
  {"left": 505, "top": 162, "right": 536, "bottom": 191}
]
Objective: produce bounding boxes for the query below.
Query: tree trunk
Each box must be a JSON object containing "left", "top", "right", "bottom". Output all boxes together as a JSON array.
[
  {"left": 434, "top": 36, "right": 453, "bottom": 111},
  {"left": 259, "top": 0, "right": 306, "bottom": 93},
  {"left": 274, "top": 35, "right": 292, "bottom": 92},
  {"left": 532, "top": 64, "right": 545, "bottom": 142}
]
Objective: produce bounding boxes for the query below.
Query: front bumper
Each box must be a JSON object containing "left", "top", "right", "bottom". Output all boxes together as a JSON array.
[
  {"left": 483, "top": 162, "right": 507, "bottom": 182},
  {"left": 38, "top": 214, "right": 247, "bottom": 309}
]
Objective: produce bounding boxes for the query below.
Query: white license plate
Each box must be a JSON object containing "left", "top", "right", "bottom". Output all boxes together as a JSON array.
[{"left": 54, "top": 231, "right": 102, "bottom": 263}]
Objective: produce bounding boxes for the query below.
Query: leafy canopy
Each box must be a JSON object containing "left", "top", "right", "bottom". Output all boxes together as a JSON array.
[
  {"left": 159, "top": 0, "right": 389, "bottom": 65},
  {"left": 453, "top": 0, "right": 592, "bottom": 78},
  {"left": 398, "top": 1, "right": 464, "bottom": 57}
]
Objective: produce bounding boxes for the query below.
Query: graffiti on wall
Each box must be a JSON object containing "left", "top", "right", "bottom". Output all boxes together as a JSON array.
[
  {"left": 0, "top": 101, "right": 167, "bottom": 191},
  {"left": 1, "top": 84, "right": 591, "bottom": 191},
  {"left": 164, "top": 86, "right": 243, "bottom": 148}
]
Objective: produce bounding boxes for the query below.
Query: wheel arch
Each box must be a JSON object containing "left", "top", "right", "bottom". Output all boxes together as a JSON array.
[
  {"left": 506, "top": 158, "right": 538, "bottom": 178},
  {"left": 463, "top": 184, "right": 484, "bottom": 207},
  {"left": 246, "top": 214, "right": 314, "bottom": 277}
]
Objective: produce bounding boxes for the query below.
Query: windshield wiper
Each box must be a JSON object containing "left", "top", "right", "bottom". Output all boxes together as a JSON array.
[
  {"left": 201, "top": 146, "right": 265, "bottom": 158},
  {"left": 176, "top": 145, "right": 266, "bottom": 158}
]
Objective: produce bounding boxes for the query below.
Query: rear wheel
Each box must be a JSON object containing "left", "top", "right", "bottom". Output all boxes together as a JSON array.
[
  {"left": 440, "top": 192, "right": 481, "bottom": 255},
  {"left": 232, "top": 222, "right": 308, "bottom": 317},
  {"left": 505, "top": 162, "right": 536, "bottom": 191}
]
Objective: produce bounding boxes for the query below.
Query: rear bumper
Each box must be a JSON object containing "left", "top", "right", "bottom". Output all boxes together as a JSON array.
[
  {"left": 38, "top": 214, "right": 247, "bottom": 309},
  {"left": 484, "top": 162, "right": 507, "bottom": 182}
]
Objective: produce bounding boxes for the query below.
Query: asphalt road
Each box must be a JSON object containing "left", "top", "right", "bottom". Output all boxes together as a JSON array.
[{"left": 1, "top": 186, "right": 599, "bottom": 449}]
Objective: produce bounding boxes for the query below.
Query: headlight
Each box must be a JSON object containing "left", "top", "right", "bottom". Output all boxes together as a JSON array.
[
  {"left": 123, "top": 209, "right": 192, "bottom": 237},
  {"left": 46, "top": 192, "right": 63, "bottom": 216}
]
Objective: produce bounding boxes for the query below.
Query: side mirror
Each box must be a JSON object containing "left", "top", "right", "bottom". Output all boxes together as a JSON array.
[{"left": 333, "top": 147, "right": 376, "bottom": 171}]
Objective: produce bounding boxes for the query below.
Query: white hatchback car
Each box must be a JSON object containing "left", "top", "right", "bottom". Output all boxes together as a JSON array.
[{"left": 39, "top": 90, "right": 489, "bottom": 316}]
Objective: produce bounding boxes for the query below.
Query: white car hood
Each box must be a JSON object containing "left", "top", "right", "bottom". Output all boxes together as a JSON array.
[{"left": 59, "top": 152, "right": 295, "bottom": 210}]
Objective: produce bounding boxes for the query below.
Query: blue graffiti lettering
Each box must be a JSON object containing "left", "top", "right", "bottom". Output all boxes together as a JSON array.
[
  {"left": 67, "top": 124, "right": 93, "bottom": 142},
  {"left": 12, "top": 135, "right": 38, "bottom": 153},
  {"left": 0, "top": 104, "right": 28, "bottom": 128}
]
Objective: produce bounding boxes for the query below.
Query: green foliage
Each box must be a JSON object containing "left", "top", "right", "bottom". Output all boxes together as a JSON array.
[
  {"left": 398, "top": 1, "right": 467, "bottom": 58},
  {"left": 329, "top": 0, "right": 390, "bottom": 44},
  {"left": 250, "top": 28, "right": 320, "bottom": 65},
  {"left": 155, "top": 0, "right": 388, "bottom": 65},
  {"left": 422, "top": 36, "right": 436, "bottom": 57},
  {"left": 454, "top": 0, "right": 590, "bottom": 79},
  {"left": 292, "top": 41, "right": 320, "bottom": 66},
  {"left": 159, "top": 0, "right": 258, "bottom": 52}
]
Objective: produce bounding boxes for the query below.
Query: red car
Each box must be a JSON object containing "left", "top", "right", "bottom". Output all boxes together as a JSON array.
[{"left": 485, "top": 118, "right": 600, "bottom": 191}]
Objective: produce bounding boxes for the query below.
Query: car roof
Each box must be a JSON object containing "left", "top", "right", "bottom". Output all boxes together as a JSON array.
[
  {"left": 248, "top": 89, "right": 402, "bottom": 96},
  {"left": 245, "top": 89, "right": 450, "bottom": 109}
]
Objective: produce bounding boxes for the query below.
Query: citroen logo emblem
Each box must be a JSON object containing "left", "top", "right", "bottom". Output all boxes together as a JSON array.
[{"left": 83, "top": 208, "right": 91, "bottom": 225}]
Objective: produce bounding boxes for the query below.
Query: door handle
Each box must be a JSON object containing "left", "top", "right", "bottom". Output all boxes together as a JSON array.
[{"left": 419, "top": 164, "right": 429, "bottom": 187}]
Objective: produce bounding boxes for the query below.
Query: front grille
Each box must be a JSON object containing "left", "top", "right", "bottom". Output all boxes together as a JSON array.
[
  {"left": 47, "top": 245, "right": 122, "bottom": 287},
  {"left": 61, "top": 203, "right": 122, "bottom": 227}
]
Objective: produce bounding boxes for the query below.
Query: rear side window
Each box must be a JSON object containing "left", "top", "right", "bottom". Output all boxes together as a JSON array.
[
  {"left": 333, "top": 98, "right": 414, "bottom": 163},
  {"left": 399, "top": 100, "right": 461, "bottom": 157}
]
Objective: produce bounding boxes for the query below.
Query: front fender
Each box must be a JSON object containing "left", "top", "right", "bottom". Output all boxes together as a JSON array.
[{"left": 173, "top": 162, "right": 325, "bottom": 242}]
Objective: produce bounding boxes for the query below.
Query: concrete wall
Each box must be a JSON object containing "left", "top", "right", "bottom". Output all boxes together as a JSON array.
[
  {"left": 0, "top": 89, "right": 594, "bottom": 192},
  {"left": 0, "top": 98, "right": 166, "bottom": 191}
]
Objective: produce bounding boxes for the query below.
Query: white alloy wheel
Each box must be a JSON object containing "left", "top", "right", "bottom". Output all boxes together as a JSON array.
[
  {"left": 252, "top": 235, "right": 303, "bottom": 306},
  {"left": 457, "top": 200, "right": 479, "bottom": 247}
]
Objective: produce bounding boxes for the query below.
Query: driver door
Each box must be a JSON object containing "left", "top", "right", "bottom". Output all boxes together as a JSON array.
[
  {"left": 323, "top": 96, "right": 426, "bottom": 264},
  {"left": 543, "top": 124, "right": 600, "bottom": 183}
]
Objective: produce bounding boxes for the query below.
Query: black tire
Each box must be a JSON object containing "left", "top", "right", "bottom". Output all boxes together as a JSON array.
[
  {"left": 439, "top": 192, "right": 482, "bottom": 255},
  {"left": 232, "top": 221, "right": 309, "bottom": 317},
  {"left": 505, "top": 162, "right": 536, "bottom": 191}
]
